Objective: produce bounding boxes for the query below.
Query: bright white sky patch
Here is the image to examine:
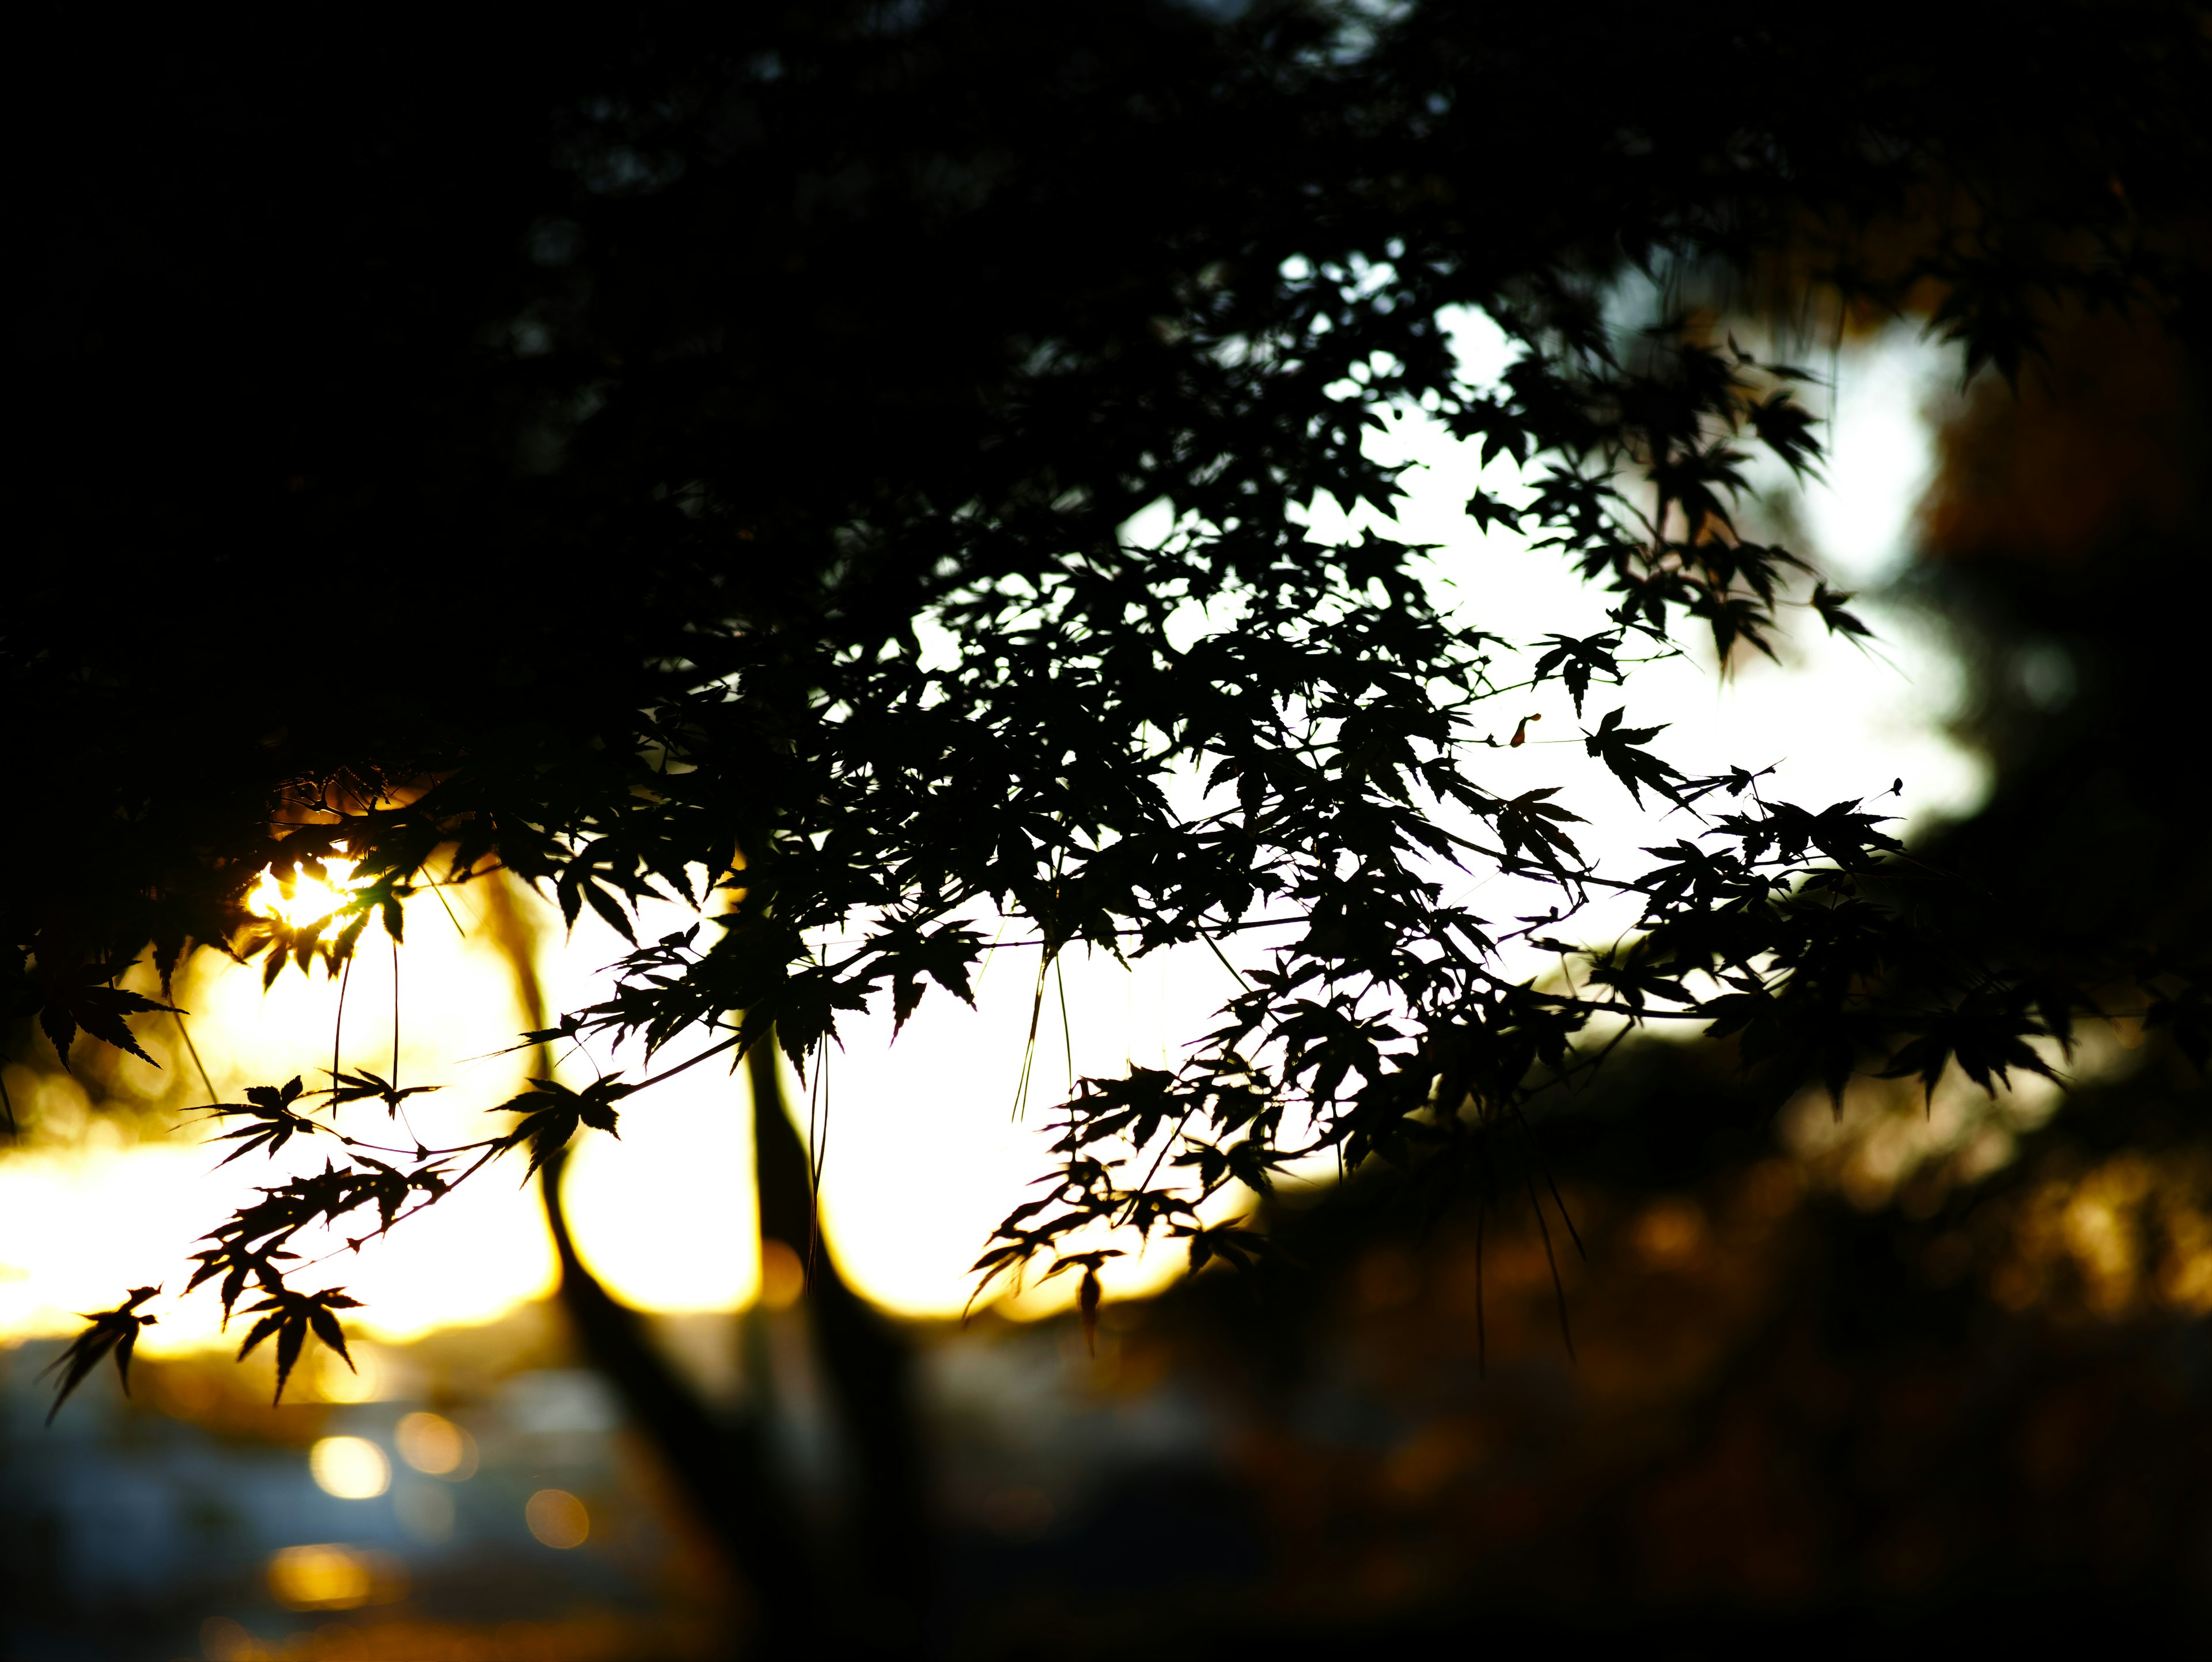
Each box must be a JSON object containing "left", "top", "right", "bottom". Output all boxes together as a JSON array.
[{"left": 1798, "top": 321, "right": 1961, "bottom": 586}]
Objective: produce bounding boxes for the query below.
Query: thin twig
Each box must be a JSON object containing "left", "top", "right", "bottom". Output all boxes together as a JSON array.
[
  {"left": 1524, "top": 1164, "right": 1576, "bottom": 1363},
  {"left": 1056, "top": 952, "right": 1075, "bottom": 1089},
  {"left": 805, "top": 1042, "right": 826, "bottom": 1289},
  {"left": 1011, "top": 949, "right": 1051, "bottom": 1122},
  {"left": 425, "top": 871, "right": 469, "bottom": 939},
  {"left": 330, "top": 957, "right": 353, "bottom": 1113},
  {"left": 1200, "top": 929, "right": 1253, "bottom": 992},
  {"left": 172, "top": 1010, "right": 219, "bottom": 1102},
  {"left": 1515, "top": 1108, "right": 1588, "bottom": 1262},
  {"left": 390, "top": 936, "right": 401, "bottom": 1088}
]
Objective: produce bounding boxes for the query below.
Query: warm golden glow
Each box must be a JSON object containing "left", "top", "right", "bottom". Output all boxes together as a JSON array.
[
  {"left": 759, "top": 1239, "right": 805, "bottom": 1311},
  {"left": 0, "top": 876, "right": 559, "bottom": 1356},
  {"left": 198, "top": 1616, "right": 262, "bottom": 1662},
  {"left": 248, "top": 854, "right": 362, "bottom": 932},
  {"left": 308, "top": 1434, "right": 391, "bottom": 1499},
  {"left": 309, "top": 1341, "right": 395, "bottom": 1402},
  {"left": 396, "top": 1411, "right": 475, "bottom": 1477},
  {"left": 267, "top": 1543, "right": 407, "bottom": 1610},
  {"left": 526, "top": 1488, "right": 590, "bottom": 1549},
  {"left": 1630, "top": 1199, "right": 1709, "bottom": 1267}
]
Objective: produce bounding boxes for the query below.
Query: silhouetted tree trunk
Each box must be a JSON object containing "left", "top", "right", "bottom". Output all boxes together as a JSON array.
[
  {"left": 539, "top": 1048, "right": 931, "bottom": 1653},
  {"left": 539, "top": 1150, "right": 815, "bottom": 1655},
  {"left": 490, "top": 872, "right": 930, "bottom": 1652},
  {"left": 746, "top": 1039, "right": 931, "bottom": 1645}
]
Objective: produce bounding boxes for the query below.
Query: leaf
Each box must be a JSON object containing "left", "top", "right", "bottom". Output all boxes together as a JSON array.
[
  {"left": 1531, "top": 632, "right": 1622, "bottom": 717},
  {"left": 1039, "top": 1249, "right": 1124, "bottom": 1358},
  {"left": 1177, "top": 1216, "right": 1271, "bottom": 1275},
  {"left": 1487, "top": 786, "right": 1588, "bottom": 876},
  {"left": 892, "top": 972, "right": 926, "bottom": 1037},
  {"left": 40, "top": 1286, "right": 160, "bottom": 1423},
  {"left": 1810, "top": 582, "right": 1874, "bottom": 641},
  {"left": 234, "top": 1286, "right": 363, "bottom": 1403},
  {"left": 1464, "top": 490, "right": 1524, "bottom": 535},
  {"left": 195, "top": 1076, "right": 329, "bottom": 1165},
  {"left": 247, "top": 1077, "right": 306, "bottom": 1112},
  {"left": 1745, "top": 389, "right": 1823, "bottom": 479},
  {"left": 33, "top": 961, "right": 177, "bottom": 1069},
  {"left": 184, "top": 1240, "right": 300, "bottom": 1322},
  {"left": 323, "top": 1069, "right": 441, "bottom": 1115},
  {"left": 1080, "top": 1265, "right": 1101, "bottom": 1357},
  {"left": 1879, "top": 998, "right": 2062, "bottom": 1103},
  {"left": 491, "top": 1075, "right": 635, "bottom": 1176},
  {"left": 1582, "top": 707, "right": 1687, "bottom": 807}
]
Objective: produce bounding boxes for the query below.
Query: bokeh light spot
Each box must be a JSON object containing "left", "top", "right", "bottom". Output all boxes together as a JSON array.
[
  {"left": 395, "top": 1411, "right": 474, "bottom": 1477},
  {"left": 266, "top": 1543, "right": 407, "bottom": 1610},
  {"left": 525, "top": 1487, "right": 589, "bottom": 1549},
  {"left": 307, "top": 1435, "right": 390, "bottom": 1499},
  {"left": 199, "top": 1616, "right": 260, "bottom": 1661}
]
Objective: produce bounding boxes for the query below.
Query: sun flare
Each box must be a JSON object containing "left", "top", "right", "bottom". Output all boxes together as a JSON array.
[{"left": 248, "top": 854, "right": 362, "bottom": 933}]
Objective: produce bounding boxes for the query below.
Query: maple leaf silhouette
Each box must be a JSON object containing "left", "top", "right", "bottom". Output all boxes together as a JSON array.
[
  {"left": 1880, "top": 997, "right": 2063, "bottom": 1103},
  {"left": 1177, "top": 1216, "right": 1271, "bottom": 1275},
  {"left": 1532, "top": 632, "right": 1622, "bottom": 716},
  {"left": 1584, "top": 707, "right": 1688, "bottom": 807},
  {"left": 323, "top": 1069, "right": 440, "bottom": 1115},
  {"left": 1039, "top": 1249, "right": 1124, "bottom": 1357},
  {"left": 32, "top": 961, "right": 176, "bottom": 1069},
  {"left": 491, "top": 1076, "right": 634, "bottom": 1176},
  {"left": 184, "top": 1240, "right": 300, "bottom": 1322},
  {"left": 198, "top": 1076, "right": 327, "bottom": 1165},
  {"left": 1745, "top": 388, "right": 1823, "bottom": 479},
  {"left": 40, "top": 1286, "right": 159, "bottom": 1423},
  {"left": 1810, "top": 582, "right": 1874, "bottom": 641},
  {"left": 234, "top": 1286, "right": 362, "bottom": 1404}
]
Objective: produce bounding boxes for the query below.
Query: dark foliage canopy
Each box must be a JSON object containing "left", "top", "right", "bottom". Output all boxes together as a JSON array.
[{"left": 9, "top": 1, "right": 2212, "bottom": 1403}]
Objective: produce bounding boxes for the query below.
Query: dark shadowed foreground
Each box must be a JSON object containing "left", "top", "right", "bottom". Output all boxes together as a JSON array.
[{"left": 11, "top": 1052, "right": 2212, "bottom": 1661}]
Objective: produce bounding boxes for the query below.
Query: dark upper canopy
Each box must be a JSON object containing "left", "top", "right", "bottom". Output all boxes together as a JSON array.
[{"left": 7, "top": 0, "right": 2209, "bottom": 1055}]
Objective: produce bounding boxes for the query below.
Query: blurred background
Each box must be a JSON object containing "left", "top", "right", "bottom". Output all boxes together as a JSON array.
[{"left": 5, "top": 294, "right": 2208, "bottom": 1659}]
